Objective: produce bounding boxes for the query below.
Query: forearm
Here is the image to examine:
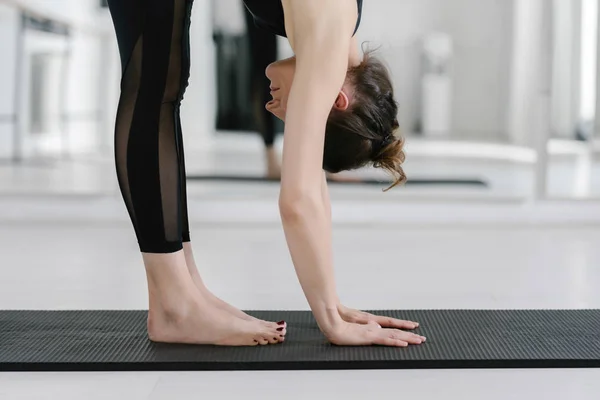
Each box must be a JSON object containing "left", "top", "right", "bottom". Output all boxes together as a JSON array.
[{"left": 280, "top": 196, "right": 343, "bottom": 335}]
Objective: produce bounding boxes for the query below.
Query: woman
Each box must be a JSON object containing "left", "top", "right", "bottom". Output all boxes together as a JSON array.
[{"left": 107, "top": 0, "right": 425, "bottom": 347}]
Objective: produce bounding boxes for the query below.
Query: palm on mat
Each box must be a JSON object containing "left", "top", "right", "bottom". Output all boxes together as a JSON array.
[
  {"left": 325, "top": 306, "right": 426, "bottom": 347},
  {"left": 337, "top": 304, "right": 420, "bottom": 330}
]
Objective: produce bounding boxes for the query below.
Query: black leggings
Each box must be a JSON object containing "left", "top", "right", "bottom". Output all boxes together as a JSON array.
[
  {"left": 244, "top": 6, "right": 278, "bottom": 147},
  {"left": 107, "top": 0, "right": 194, "bottom": 253}
]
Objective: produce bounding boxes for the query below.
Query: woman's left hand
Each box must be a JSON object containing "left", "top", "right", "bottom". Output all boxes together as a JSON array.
[{"left": 337, "top": 304, "right": 420, "bottom": 330}]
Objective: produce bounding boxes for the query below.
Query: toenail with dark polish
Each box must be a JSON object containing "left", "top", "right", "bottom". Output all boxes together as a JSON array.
[
  {"left": 276, "top": 327, "right": 284, "bottom": 331},
  {"left": 277, "top": 320, "right": 285, "bottom": 325}
]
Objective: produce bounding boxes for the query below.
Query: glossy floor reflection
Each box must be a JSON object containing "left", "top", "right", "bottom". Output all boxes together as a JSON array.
[{"left": 2, "top": 136, "right": 600, "bottom": 200}]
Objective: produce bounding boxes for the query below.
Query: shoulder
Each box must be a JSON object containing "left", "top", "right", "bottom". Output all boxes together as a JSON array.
[{"left": 282, "top": 0, "right": 358, "bottom": 44}]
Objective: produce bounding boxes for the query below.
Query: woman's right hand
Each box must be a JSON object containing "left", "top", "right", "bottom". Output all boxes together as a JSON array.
[{"left": 326, "top": 321, "right": 426, "bottom": 347}]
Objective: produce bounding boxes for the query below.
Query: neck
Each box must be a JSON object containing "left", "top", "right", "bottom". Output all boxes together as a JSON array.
[{"left": 348, "top": 36, "right": 362, "bottom": 68}]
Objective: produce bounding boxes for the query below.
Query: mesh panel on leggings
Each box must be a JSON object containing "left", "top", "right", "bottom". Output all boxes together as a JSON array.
[
  {"left": 158, "top": 0, "right": 187, "bottom": 244},
  {"left": 114, "top": 36, "right": 143, "bottom": 236},
  {"left": 110, "top": 0, "right": 193, "bottom": 253}
]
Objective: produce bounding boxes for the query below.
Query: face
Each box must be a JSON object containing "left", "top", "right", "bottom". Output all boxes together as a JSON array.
[
  {"left": 265, "top": 56, "right": 296, "bottom": 121},
  {"left": 265, "top": 56, "right": 352, "bottom": 121}
]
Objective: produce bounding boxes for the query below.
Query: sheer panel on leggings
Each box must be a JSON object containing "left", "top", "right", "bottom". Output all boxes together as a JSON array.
[
  {"left": 111, "top": 0, "right": 192, "bottom": 253},
  {"left": 114, "top": 36, "right": 143, "bottom": 236},
  {"left": 158, "top": 0, "right": 187, "bottom": 244}
]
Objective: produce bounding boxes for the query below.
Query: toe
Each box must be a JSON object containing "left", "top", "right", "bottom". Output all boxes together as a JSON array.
[
  {"left": 276, "top": 326, "right": 287, "bottom": 336},
  {"left": 264, "top": 320, "right": 287, "bottom": 330}
]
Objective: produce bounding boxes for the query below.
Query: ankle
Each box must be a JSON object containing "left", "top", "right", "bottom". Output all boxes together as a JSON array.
[{"left": 144, "top": 250, "right": 188, "bottom": 283}]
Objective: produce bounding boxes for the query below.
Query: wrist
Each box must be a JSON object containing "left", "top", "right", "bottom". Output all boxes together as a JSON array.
[{"left": 313, "top": 304, "right": 345, "bottom": 337}]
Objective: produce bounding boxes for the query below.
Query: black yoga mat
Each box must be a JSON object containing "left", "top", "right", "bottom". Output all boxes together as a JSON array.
[
  {"left": 1, "top": 309, "right": 599, "bottom": 371},
  {"left": 186, "top": 175, "right": 488, "bottom": 187}
]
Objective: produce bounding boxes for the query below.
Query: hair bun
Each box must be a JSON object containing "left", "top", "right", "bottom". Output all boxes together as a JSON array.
[{"left": 372, "top": 135, "right": 406, "bottom": 192}]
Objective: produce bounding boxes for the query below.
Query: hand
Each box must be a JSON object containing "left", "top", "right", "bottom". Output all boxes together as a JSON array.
[
  {"left": 338, "top": 304, "right": 420, "bottom": 330},
  {"left": 326, "top": 320, "right": 426, "bottom": 347}
]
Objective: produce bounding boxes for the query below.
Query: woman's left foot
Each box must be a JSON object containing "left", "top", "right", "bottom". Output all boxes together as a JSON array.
[{"left": 183, "top": 243, "right": 286, "bottom": 330}]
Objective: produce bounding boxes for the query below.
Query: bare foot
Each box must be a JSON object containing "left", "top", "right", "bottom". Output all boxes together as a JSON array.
[
  {"left": 182, "top": 243, "right": 287, "bottom": 330},
  {"left": 144, "top": 251, "right": 286, "bottom": 346},
  {"left": 148, "top": 298, "right": 286, "bottom": 346}
]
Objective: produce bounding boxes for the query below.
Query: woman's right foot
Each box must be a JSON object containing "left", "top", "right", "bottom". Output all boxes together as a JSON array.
[
  {"left": 147, "top": 299, "right": 286, "bottom": 346},
  {"left": 143, "top": 251, "right": 286, "bottom": 346}
]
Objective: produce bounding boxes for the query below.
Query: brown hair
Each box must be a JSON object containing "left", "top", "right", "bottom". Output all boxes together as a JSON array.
[{"left": 322, "top": 50, "right": 406, "bottom": 191}]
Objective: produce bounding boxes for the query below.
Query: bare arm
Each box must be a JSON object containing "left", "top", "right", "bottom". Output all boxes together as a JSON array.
[
  {"left": 278, "top": 0, "right": 355, "bottom": 336},
  {"left": 279, "top": 0, "right": 425, "bottom": 347}
]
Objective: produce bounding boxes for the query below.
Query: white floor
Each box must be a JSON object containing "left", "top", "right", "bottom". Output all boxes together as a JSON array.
[
  {"left": 1, "top": 223, "right": 600, "bottom": 399},
  {"left": 1, "top": 138, "right": 600, "bottom": 399}
]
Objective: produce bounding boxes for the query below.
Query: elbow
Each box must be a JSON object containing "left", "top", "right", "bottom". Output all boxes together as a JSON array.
[{"left": 279, "top": 190, "right": 321, "bottom": 223}]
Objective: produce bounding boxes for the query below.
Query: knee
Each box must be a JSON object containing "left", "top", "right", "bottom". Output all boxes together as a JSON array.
[{"left": 162, "top": 67, "right": 190, "bottom": 104}]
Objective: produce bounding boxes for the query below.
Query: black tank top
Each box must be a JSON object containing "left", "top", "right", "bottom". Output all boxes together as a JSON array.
[{"left": 242, "top": 0, "right": 363, "bottom": 38}]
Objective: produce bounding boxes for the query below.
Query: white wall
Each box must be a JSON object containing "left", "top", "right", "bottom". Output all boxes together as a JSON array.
[
  {"left": 0, "top": 4, "right": 19, "bottom": 160},
  {"left": 355, "top": 0, "right": 514, "bottom": 141},
  {"left": 597, "top": 0, "right": 600, "bottom": 137},
  {"left": 0, "top": 0, "right": 109, "bottom": 159}
]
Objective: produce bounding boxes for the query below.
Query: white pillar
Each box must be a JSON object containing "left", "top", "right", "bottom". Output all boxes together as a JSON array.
[
  {"left": 534, "top": 0, "right": 554, "bottom": 200},
  {"left": 507, "top": 0, "right": 545, "bottom": 147},
  {"left": 551, "top": 0, "right": 580, "bottom": 139}
]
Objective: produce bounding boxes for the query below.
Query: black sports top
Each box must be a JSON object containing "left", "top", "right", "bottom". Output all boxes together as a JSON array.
[{"left": 242, "top": 0, "right": 363, "bottom": 38}]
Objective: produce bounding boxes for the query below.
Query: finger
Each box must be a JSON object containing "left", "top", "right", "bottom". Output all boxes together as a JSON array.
[
  {"left": 390, "top": 330, "right": 423, "bottom": 345},
  {"left": 373, "top": 335, "right": 409, "bottom": 347},
  {"left": 367, "top": 320, "right": 382, "bottom": 329},
  {"left": 371, "top": 315, "right": 419, "bottom": 330}
]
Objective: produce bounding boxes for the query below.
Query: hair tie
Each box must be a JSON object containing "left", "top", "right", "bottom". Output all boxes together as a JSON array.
[{"left": 371, "top": 134, "right": 393, "bottom": 158}]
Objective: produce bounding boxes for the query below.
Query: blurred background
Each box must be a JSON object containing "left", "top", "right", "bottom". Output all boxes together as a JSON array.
[
  {"left": 0, "top": 0, "right": 597, "bottom": 196},
  {"left": 0, "top": 0, "right": 599, "bottom": 205},
  {"left": 1, "top": 2, "right": 600, "bottom": 397}
]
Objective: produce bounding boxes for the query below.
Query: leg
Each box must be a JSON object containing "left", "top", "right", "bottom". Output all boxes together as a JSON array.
[
  {"left": 172, "top": 5, "right": 283, "bottom": 327},
  {"left": 244, "top": 6, "right": 280, "bottom": 178},
  {"left": 107, "top": 0, "right": 284, "bottom": 345}
]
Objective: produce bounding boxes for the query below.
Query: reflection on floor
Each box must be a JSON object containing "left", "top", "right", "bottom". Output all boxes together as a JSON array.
[{"left": 1, "top": 135, "right": 599, "bottom": 199}]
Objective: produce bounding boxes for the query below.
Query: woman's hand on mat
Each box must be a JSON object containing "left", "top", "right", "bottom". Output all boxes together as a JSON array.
[
  {"left": 326, "top": 321, "right": 426, "bottom": 347},
  {"left": 337, "top": 304, "right": 420, "bottom": 330}
]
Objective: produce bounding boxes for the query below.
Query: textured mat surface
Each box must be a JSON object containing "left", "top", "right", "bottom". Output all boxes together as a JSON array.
[
  {"left": 186, "top": 175, "right": 488, "bottom": 187},
  {"left": 1, "top": 310, "right": 599, "bottom": 371}
]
